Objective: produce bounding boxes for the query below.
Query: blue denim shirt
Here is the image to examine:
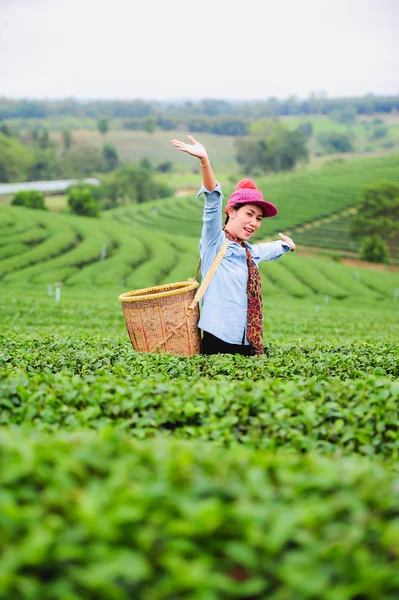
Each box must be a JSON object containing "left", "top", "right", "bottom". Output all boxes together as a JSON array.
[{"left": 197, "top": 182, "right": 290, "bottom": 345}]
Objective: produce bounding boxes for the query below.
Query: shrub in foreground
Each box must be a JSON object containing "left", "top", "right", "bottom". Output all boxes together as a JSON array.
[
  {"left": 360, "top": 234, "right": 390, "bottom": 264},
  {"left": 67, "top": 183, "right": 100, "bottom": 217},
  {"left": 0, "top": 429, "right": 399, "bottom": 599},
  {"left": 1, "top": 371, "right": 398, "bottom": 460},
  {"left": 1, "top": 336, "right": 398, "bottom": 380},
  {"left": 11, "top": 190, "right": 47, "bottom": 210}
]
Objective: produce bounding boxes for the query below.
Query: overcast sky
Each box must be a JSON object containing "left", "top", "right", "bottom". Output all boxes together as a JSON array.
[{"left": 0, "top": 0, "right": 398, "bottom": 101}]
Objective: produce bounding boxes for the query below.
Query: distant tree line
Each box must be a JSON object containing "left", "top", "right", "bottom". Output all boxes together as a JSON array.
[
  {"left": 1, "top": 94, "right": 398, "bottom": 126},
  {"left": 10, "top": 160, "right": 174, "bottom": 217},
  {"left": 123, "top": 116, "right": 250, "bottom": 136},
  {"left": 0, "top": 127, "right": 119, "bottom": 183}
]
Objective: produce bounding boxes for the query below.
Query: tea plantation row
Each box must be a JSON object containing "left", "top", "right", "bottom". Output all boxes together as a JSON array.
[
  {"left": 1, "top": 153, "right": 399, "bottom": 296},
  {"left": 2, "top": 368, "right": 399, "bottom": 462},
  {"left": 5, "top": 201, "right": 399, "bottom": 298},
  {"left": 2, "top": 285, "right": 399, "bottom": 599},
  {"left": 114, "top": 152, "right": 399, "bottom": 239},
  {"left": 2, "top": 335, "right": 398, "bottom": 380},
  {"left": 1, "top": 429, "right": 399, "bottom": 600}
]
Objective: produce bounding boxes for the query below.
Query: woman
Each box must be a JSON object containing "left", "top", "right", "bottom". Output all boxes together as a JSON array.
[{"left": 171, "top": 135, "right": 296, "bottom": 356}]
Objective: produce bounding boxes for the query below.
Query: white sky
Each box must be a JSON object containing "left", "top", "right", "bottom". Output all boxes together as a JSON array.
[{"left": 0, "top": 0, "right": 398, "bottom": 100}]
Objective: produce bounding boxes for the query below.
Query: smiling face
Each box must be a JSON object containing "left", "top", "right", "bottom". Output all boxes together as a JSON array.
[{"left": 225, "top": 203, "right": 263, "bottom": 241}]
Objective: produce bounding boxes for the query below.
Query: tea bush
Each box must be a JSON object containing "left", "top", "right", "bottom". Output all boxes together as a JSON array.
[{"left": 1, "top": 429, "right": 399, "bottom": 600}]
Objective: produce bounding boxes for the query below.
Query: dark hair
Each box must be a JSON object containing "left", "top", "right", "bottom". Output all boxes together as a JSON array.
[{"left": 224, "top": 203, "right": 245, "bottom": 225}]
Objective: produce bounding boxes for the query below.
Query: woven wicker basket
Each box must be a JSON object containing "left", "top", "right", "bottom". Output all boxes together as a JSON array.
[{"left": 119, "top": 281, "right": 201, "bottom": 355}]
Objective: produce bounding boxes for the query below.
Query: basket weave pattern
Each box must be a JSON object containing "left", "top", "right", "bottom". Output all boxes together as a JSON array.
[{"left": 119, "top": 282, "right": 200, "bottom": 355}]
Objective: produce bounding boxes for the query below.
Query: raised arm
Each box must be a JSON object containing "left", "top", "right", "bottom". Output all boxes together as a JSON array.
[{"left": 170, "top": 135, "right": 217, "bottom": 191}]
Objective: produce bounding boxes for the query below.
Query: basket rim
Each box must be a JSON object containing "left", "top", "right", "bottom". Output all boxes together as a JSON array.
[{"left": 119, "top": 280, "right": 199, "bottom": 303}]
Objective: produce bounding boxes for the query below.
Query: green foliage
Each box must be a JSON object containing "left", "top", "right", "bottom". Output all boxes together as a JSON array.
[
  {"left": 11, "top": 190, "right": 47, "bottom": 210},
  {"left": 1, "top": 279, "right": 399, "bottom": 600},
  {"left": 298, "top": 121, "right": 313, "bottom": 137},
  {"left": 1, "top": 429, "right": 399, "bottom": 599},
  {"left": 0, "top": 217, "right": 78, "bottom": 279},
  {"left": 3, "top": 335, "right": 399, "bottom": 379},
  {"left": 2, "top": 94, "right": 399, "bottom": 123},
  {"left": 0, "top": 132, "right": 33, "bottom": 182},
  {"left": 102, "top": 143, "right": 119, "bottom": 172},
  {"left": 2, "top": 155, "right": 399, "bottom": 289},
  {"left": 154, "top": 180, "right": 174, "bottom": 199},
  {"left": 143, "top": 116, "right": 156, "bottom": 133},
  {"left": 0, "top": 128, "right": 69, "bottom": 182},
  {"left": 29, "top": 127, "right": 54, "bottom": 150},
  {"left": 317, "top": 131, "right": 354, "bottom": 153},
  {"left": 124, "top": 154, "right": 399, "bottom": 245},
  {"left": 187, "top": 116, "right": 249, "bottom": 136},
  {"left": 249, "top": 118, "right": 280, "bottom": 137},
  {"left": 37, "top": 128, "right": 52, "bottom": 149},
  {"left": 67, "top": 184, "right": 100, "bottom": 217},
  {"left": 62, "top": 129, "right": 72, "bottom": 153},
  {"left": 156, "top": 115, "right": 179, "bottom": 130},
  {"left": 0, "top": 122, "right": 12, "bottom": 136},
  {"left": 235, "top": 123, "right": 308, "bottom": 173},
  {"left": 330, "top": 107, "right": 356, "bottom": 125},
  {"left": 291, "top": 165, "right": 399, "bottom": 264},
  {"left": 1, "top": 329, "right": 399, "bottom": 452},
  {"left": 102, "top": 165, "right": 173, "bottom": 209},
  {"left": 370, "top": 125, "right": 388, "bottom": 139},
  {"left": 139, "top": 157, "right": 152, "bottom": 171},
  {"left": 97, "top": 116, "right": 109, "bottom": 136},
  {"left": 360, "top": 234, "right": 391, "bottom": 264},
  {"left": 156, "top": 160, "right": 172, "bottom": 173},
  {"left": 233, "top": 137, "right": 262, "bottom": 174},
  {"left": 2, "top": 136, "right": 399, "bottom": 597},
  {"left": 348, "top": 180, "right": 399, "bottom": 243},
  {"left": 61, "top": 145, "right": 106, "bottom": 178},
  {"left": 28, "top": 147, "right": 61, "bottom": 180},
  {"left": 122, "top": 118, "right": 146, "bottom": 130}
]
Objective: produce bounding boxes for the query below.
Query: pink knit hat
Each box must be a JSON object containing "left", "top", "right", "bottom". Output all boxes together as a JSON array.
[{"left": 225, "top": 179, "right": 278, "bottom": 218}]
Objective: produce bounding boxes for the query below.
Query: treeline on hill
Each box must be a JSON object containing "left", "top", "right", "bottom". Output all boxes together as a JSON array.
[
  {"left": 2, "top": 94, "right": 399, "bottom": 119},
  {"left": 0, "top": 125, "right": 173, "bottom": 205},
  {"left": 0, "top": 128, "right": 120, "bottom": 182},
  {"left": 0, "top": 120, "right": 312, "bottom": 184},
  {"left": 1, "top": 93, "right": 399, "bottom": 135},
  {"left": 11, "top": 162, "right": 174, "bottom": 217}
]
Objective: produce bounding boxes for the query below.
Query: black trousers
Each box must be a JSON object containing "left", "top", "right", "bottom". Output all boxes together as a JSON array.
[{"left": 201, "top": 331, "right": 254, "bottom": 356}]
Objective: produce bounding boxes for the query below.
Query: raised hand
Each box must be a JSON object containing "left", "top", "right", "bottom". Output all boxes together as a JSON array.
[
  {"left": 170, "top": 135, "right": 208, "bottom": 160},
  {"left": 279, "top": 232, "right": 296, "bottom": 252}
]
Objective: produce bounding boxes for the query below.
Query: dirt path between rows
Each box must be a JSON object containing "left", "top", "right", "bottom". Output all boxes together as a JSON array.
[
  {"left": 296, "top": 247, "right": 398, "bottom": 272},
  {"left": 340, "top": 257, "right": 399, "bottom": 272}
]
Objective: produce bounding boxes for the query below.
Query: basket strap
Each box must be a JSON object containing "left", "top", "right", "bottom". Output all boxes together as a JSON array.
[
  {"left": 188, "top": 240, "right": 228, "bottom": 310},
  {"left": 192, "top": 258, "right": 201, "bottom": 282},
  {"left": 150, "top": 240, "right": 228, "bottom": 353}
]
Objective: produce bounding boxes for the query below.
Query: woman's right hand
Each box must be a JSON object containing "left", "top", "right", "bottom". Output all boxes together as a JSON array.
[{"left": 170, "top": 135, "right": 208, "bottom": 160}]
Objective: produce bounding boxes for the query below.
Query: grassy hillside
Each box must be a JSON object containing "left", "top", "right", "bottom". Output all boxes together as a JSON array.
[
  {"left": 1, "top": 220, "right": 398, "bottom": 309},
  {"left": 293, "top": 211, "right": 399, "bottom": 263},
  {"left": 107, "top": 153, "right": 399, "bottom": 242},
  {"left": 6, "top": 112, "right": 399, "bottom": 169},
  {"left": 1, "top": 153, "right": 398, "bottom": 295}
]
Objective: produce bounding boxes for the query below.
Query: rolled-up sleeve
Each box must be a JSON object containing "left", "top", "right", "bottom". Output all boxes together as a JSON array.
[
  {"left": 196, "top": 182, "right": 224, "bottom": 200},
  {"left": 198, "top": 183, "right": 225, "bottom": 252},
  {"left": 254, "top": 240, "right": 291, "bottom": 263}
]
